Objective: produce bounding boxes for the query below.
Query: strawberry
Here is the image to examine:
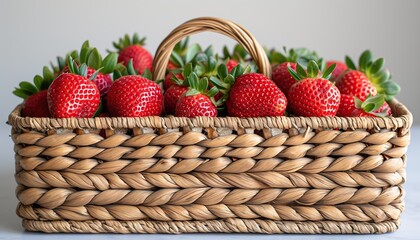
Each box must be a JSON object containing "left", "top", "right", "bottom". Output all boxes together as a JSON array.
[
  {"left": 48, "top": 58, "right": 101, "bottom": 118},
  {"left": 272, "top": 62, "right": 297, "bottom": 95},
  {"left": 270, "top": 48, "right": 319, "bottom": 95},
  {"left": 336, "top": 50, "right": 400, "bottom": 101},
  {"left": 287, "top": 61, "right": 340, "bottom": 117},
  {"left": 165, "top": 85, "right": 188, "bottom": 115},
  {"left": 62, "top": 41, "right": 118, "bottom": 96},
  {"left": 226, "top": 72, "right": 287, "bottom": 117},
  {"left": 21, "top": 90, "right": 50, "bottom": 117},
  {"left": 107, "top": 75, "right": 162, "bottom": 117},
  {"left": 326, "top": 60, "right": 347, "bottom": 81},
  {"left": 13, "top": 64, "right": 57, "bottom": 117},
  {"left": 336, "top": 94, "right": 356, "bottom": 117},
  {"left": 226, "top": 59, "right": 238, "bottom": 72},
  {"left": 175, "top": 73, "right": 218, "bottom": 117},
  {"left": 113, "top": 33, "right": 153, "bottom": 75}
]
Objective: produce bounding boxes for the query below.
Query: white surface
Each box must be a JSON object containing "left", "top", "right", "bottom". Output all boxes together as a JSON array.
[
  {"left": 0, "top": 126, "right": 419, "bottom": 239},
  {"left": 1, "top": 0, "right": 420, "bottom": 124}
]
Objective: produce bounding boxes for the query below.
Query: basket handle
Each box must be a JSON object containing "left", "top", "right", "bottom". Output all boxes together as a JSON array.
[{"left": 152, "top": 17, "right": 271, "bottom": 81}]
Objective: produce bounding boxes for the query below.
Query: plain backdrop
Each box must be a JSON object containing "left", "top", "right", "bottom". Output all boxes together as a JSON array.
[{"left": 0, "top": 0, "right": 419, "bottom": 125}]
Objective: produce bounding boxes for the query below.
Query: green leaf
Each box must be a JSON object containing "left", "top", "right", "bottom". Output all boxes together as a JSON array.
[
  {"left": 270, "top": 51, "right": 287, "bottom": 64},
  {"left": 209, "top": 76, "right": 225, "bottom": 89},
  {"left": 354, "top": 96, "right": 363, "bottom": 108},
  {"left": 67, "top": 56, "right": 77, "bottom": 74},
  {"left": 87, "top": 48, "right": 102, "bottom": 70},
  {"left": 218, "top": 64, "right": 228, "bottom": 79},
  {"left": 124, "top": 34, "right": 131, "bottom": 47},
  {"left": 142, "top": 68, "right": 152, "bottom": 80},
  {"left": 204, "top": 46, "right": 214, "bottom": 57},
  {"left": 43, "top": 66, "right": 54, "bottom": 81},
  {"left": 57, "top": 56, "right": 66, "bottom": 71},
  {"left": 186, "top": 88, "right": 200, "bottom": 96},
  {"left": 33, "top": 75, "right": 43, "bottom": 90},
  {"left": 183, "top": 63, "right": 193, "bottom": 78},
  {"left": 13, "top": 88, "right": 31, "bottom": 99},
  {"left": 378, "top": 81, "right": 400, "bottom": 97},
  {"left": 127, "top": 59, "right": 137, "bottom": 75},
  {"left": 322, "top": 63, "right": 336, "bottom": 79},
  {"left": 207, "top": 86, "right": 219, "bottom": 97},
  {"left": 133, "top": 33, "right": 139, "bottom": 45},
  {"left": 79, "top": 64, "right": 88, "bottom": 77},
  {"left": 113, "top": 70, "right": 122, "bottom": 80},
  {"left": 102, "top": 53, "right": 118, "bottom": 74},
  {"left": 287, "top": 65, "right": 301, "bottom": 81},
  {"left": 233, "top": 64, "right": 244, "bottom": 79},
  {"left": 223, "top": 46, "right": 231, "bottom": 59},
  {"left": 19, "top": 81, "right": 37, "bottom": 94},
  {"left": 80, "top": 40, "right": 90, "bottom": 64},
  {"left": 361, "top": 94, "right": 384, "bottom": 112},
  {"left": 307, "top": 61, "right": 319, "bottom": 78},
  {"left": 170, "top": 52, "right": 184, "bottom": 68},
  {"left": 359, "top": 50, "right": 372, "bottom": 72},
  {"left": 185, "top": 43, "right": 201, "bottom": 63},
  {"left": 296, "top": 63, "right": 307, "bottom": 79},
  {"left": 188, "top": 72, "right": 199, "bottom": 90},
  {"left": 368, "top": 58, "right": 385, "bottom": 75},
  {"left": 345, "top": 56, "right": 357, "bottom": 70},
  {"left": 198, "top": 77, "right": 209, "bottom": 92}
]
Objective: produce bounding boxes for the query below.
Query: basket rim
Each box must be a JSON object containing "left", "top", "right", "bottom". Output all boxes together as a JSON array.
[{"left": 8, "top": 98, "right": 412, "bottom": 133}]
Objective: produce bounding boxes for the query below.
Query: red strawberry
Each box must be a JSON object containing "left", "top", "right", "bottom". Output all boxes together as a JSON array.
[
  {"left": 175, "top": 73, "right": 218, "bottom": 117},
  {"left": 21, "top": 90, "right": 50, "bottom": 117},
  {"left": 176, "top": 94, "right": 217, "bottom": 117},
  {"left": 272, "top": 62, "right": 297, "bottom": 95},
  {"left": 63, "top": 66, "right": 113, "bottom": 96},
  {"left": 327, "top": 60, "right": 347, "bottom": 81},
  {"left": 107, "top": 75, "right": 162, "bottom": 117},
  {"left": 113, "top": 34, "right": 153, "bottom": 75},
  {"left": 226, "top": 73, "right": 287, "bottom": 117},
  {"left": 287, "top": 61, "right": 340, "bottom": 117},
  {"left": 14, "top": 65, "right": 56, "bottom": 117},
  {"left": 164, "top": 84, "right": 188, "bottom": 115},
  {"left": 226, "top": 59, "right": 238, "bottom": 72},
  {"left": 336, "top": 50, "right": 400, "bottom": 101},
  {"left": 335, "top": 70, "right": 377, "bottom": 101},
  {"left": 336, "top": 94, "right": 356, "bottom": 117},
  {"left": 48, "top": 73, "right": 100, "bottom": 118}
]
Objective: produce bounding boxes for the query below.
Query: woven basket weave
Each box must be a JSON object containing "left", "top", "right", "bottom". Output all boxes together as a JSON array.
[{"left": 8, "top": 17, "right": 412, "bottom": 234}]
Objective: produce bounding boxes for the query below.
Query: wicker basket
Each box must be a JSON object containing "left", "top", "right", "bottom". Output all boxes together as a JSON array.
[{"left": 8, "top": 17, "right": 412, "bottom": 234}]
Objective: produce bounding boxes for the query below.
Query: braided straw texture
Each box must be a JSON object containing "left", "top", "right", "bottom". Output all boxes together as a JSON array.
[{"left": 8, "top": 17, "right": 413, "bottom": 234}]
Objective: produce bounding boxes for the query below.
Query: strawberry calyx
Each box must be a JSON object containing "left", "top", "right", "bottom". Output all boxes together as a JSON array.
[
  {"left": 112, "top": 33, "right": 146, "bottom": 51},
  {"left": 77, "top": 41, "right": 118, "bottom": 75},
  {"left": 345, "top": 50, "right": 400, "bottom": 100},
  {"left": 267, "top": 47, "right": 319, "bottom": 66},
  {"left": 169, "top": 37, "right": 203, "bottom": 69},
  {"left": 67, "top": 56, "right": 102, "bottom": 81},
  {"left": 354, "top": 94, "right": 388, "bottom": 117},
  {"left": 287, "top": 60, "right": 336, "bottom": 81},
  {"left": 113, "top": 59, "right": 153, "bottom": 80},
  {"left": 13, "top": 65, "right": 56, "bottom": 99},
  {"left": 185, "top": 72, "right": 218, "bottom": 104}
]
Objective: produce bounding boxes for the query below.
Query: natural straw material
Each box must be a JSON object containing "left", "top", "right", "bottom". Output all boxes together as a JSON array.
[{"left": 9, "top": 17, "right": 412, "bottom": 234}]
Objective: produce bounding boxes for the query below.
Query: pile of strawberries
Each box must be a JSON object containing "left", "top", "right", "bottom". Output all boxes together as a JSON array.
[{"left": 15, "top": 34, "right": 400, "bottom": 119}]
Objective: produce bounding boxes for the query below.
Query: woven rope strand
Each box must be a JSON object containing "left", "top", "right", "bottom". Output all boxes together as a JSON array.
[{"left": 17, "top": 203, "right": 404, "bottom": 222}]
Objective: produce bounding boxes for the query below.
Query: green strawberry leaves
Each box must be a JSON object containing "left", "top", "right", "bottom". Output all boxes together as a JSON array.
[
  {"left": 354, "top": 94, "right": 386, "bottom": 116},
  {"left": 112, "top": 33, "right": 146, "bottom": 51},
  {"left": 13, "top": 64, "right": 57, "bottom": 99},
  {"left": 288, "top": 60, "right": 335, "bottom": 81},
  {"left": 346, "top": 50, "right": 400, "bottom": 100}
]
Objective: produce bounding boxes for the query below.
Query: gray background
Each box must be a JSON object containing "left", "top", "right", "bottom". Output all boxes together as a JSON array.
[{"left": 0, "top": 0, "right": 419, "bottom": 125}]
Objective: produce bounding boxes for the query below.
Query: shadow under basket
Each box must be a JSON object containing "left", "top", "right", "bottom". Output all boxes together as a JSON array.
[{"left": 8, "top": 98, "right": 412, "bottom": 234}]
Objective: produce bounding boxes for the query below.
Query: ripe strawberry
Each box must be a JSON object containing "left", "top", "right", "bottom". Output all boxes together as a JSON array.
[
  {"left": 226, "top": 73, "right": 287, "bottom": 117},
  {"left": 13, "top": 65, "right": 57, "bottom": 117},
  {"left": 21, "top": 90, "right": 50, "bottom": 117},
  {"left": 107, "top": 75, "right": 162, "bottom": 117},
  {"left": 62, "top": 41, "right": 118, "bottom": 96},
  {"left": 272, "top": 62, "right": 297, "bottom": 95},
  {"left": 113, "top": 33, "right": 153, "bottom": 74},
  {"left": 226, "top": 59, "right": 238, "bottom": 72},
  {"left": 175, "top": 73, "right": 218, "bottom": 117},
  {"left": 48, "top": 59, "right": 101, "bottom": 118},
  {"left": 336, "top": 50, "right": 400, "bottom": 101},
  {"left": 270, "top": 48, "right": 319, "bottom": 95},
  {"left": 165, "top": 84, "right": 188, "bottom": 115},
  {"left": 326, "top": 60, "right": 347, "bottom": 81},
  {"left": 336, "top": 94, "right": 356, "bottom": 117},
  {"left": 287, "top": 61, "right": 340, "bottom": 117}
]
